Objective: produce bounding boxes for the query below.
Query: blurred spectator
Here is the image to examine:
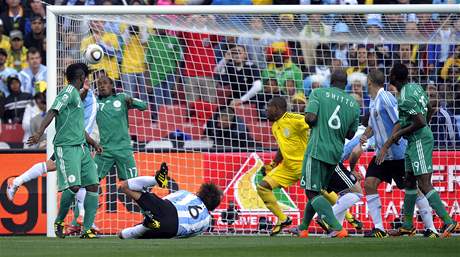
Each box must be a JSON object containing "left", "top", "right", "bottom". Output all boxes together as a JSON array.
[
  {"left": 0, "top": 48, "right": 17, "bottom": 97},
  {"left": 0, "top": 90, "right": 4, "bottom": 118},
  {"left": 211, "top": 0, "right": 252, "bottom": 4},
  {"left": 6, "top": 30, "right": 28, "bottom": 72},
  {"left": 180, "top": 15, "right": 219, "bottom": 103},
  {"left": 332, "top": 22, "right": 351, "bottom": 67},
  {"left": 290, "top": 92, "right": 307, "bottom": 114},
  {"left": 81, "top": 20, "right": 120, "bottom": 81},
  {"left": 237, "top": 17, "right": 273, "bottom": 70},
  {"left": 300, "top": 14, "right": 331, "bottom": 68},
  {"left": 303, "top": 73, "right": 327, "bottom": 96},
  {"left": 65, "top": 0, "right": 96, "bottom": 5},
  {"left": 254, "top": 78, "right": 285, "bottom": 120},
  {"left": 214, "top": 45, "right": 261, "bottom": 106},
  {"left": 382, "top": 13, "right": 405, "bottom": 34},
  {"left": 426, "top": 83, "right": 460, "bottom": 150},
  {"left": 305, "top": 43, "right": 332, "bottom": 81},
  {"left": 0, "top": 20, "right": 11, "bottom": 51},
  {"left": 364, "top": 18, "right": 385, "bottom": 45},
  {"left": 214, "top": 36, "right": 237, "bottom": 63},
  {"left": 24, "top": 16, "right": 45, "bottom": 54},
  {"left": 440, "top": 44, "right": 460, "bottom": 82},
  {"left": 252, "top": 0, "right": 272, "bottom": 3},
  {"left": 28, "top": 0, "right": 46, "bottom": 21},
  {"left": 417, "top": 13, "right": 439, "bottom": 38},
  {"left": 347, "top": 71, "right": 370, "bottom": 116},
  {"left": 22, "top": 92, "right": 46, "bottom": 149},
  {"left": 347, "top": 44, "right": 368, "bottom": 75},
  {"left": 397, "top": 43, "right": 419, "bottom": 66},
  {"left": 0, "top": 0, "right": 27, "bottom": 36},
  {"left": 262, "top": 42, "right": 303, "bottom": 98},
  {"left": 2, "top": 74, "right": 32, "bottom": 124},
  {"left": 407, "top": 61, "right": 425, "bottom": 84},
  {"left": 146, "top": 28, "right": 181, "bottom": 106},
  {"left": 120, "top": 25, "right": 148, "bottom": 102},
  {"left": 405, "top": 21, "right": 421, "bottom": 41},
  {"left": 204, "top": 106, "right": 258, "bottom": 149},
  {"left": 19, "top": 48, "right": 47, "bottom": 95}
]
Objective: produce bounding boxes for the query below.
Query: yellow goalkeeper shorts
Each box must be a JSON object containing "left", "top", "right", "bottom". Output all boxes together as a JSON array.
[{"left": 264, "top": 162, "right": 302, "bottom": 189}]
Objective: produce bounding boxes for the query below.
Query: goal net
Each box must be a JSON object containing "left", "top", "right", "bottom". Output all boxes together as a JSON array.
[{"left": 48, "top": 4, "right": 460, "bottom": 236}]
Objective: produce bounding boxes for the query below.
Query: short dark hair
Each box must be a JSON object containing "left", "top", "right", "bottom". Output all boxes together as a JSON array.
[
  {"left": 268, "top": 96, "right": 287, "bottom": 112},
  {"left": 368, "top": 70, "right": 385, "bottom": 87},
  {"left": 34, "top": 92, "right": 46, "bottom": 104},
  {"left": 390, "top": 63, "right": 409, "bottom": 83},
  {"left": 196, "top": 182, "right": 222, "bottom": 211},
  {"left": 27, "top": 47, "right": 41, "bottom": 58},
  {"left": 65, "top": 63, "right": 89, "bottom": 82},
  {"left": 330, "top": 69, "right": 348, "bottom": 89}
]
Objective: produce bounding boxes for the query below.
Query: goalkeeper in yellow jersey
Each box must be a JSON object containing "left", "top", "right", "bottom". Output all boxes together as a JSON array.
[{"left": 258, "top": 97, "right": 362, "bottom": 236}]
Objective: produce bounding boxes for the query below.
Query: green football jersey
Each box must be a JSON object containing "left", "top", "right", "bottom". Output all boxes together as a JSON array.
[
  {"left": 96, "top": 93, "right": 147, "bottom": 151},
  {"left": 305, "top": 87, "right": 360, "bottom": 165},
  {"left": 51, "top": 85, "right": 85, "bottom": 146},
  {"left": 398, "top": 83, "right": 433, "bottom": 141}
]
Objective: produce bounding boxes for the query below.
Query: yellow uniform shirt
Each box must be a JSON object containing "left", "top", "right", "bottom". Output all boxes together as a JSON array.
[
  {"left": 272, "top": 112, "right": 309, "bottom": 169},
  {"left": 121, "top": 35, "right": 146, "bottom": 74},
  {"left": 440, "top": 57, "right": 460, "bottom": 80},
  {"left": 0, "top": 35, "right": 11, "bottom": 51},
  {"left": 80, "top": 32, "right": 120, "bottom": 80},
  {"left": 6, "top": 47, "right": 28, "bottom": 71}
]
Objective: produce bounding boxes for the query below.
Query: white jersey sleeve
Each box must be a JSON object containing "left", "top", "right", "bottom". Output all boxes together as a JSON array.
[{"left": 163, "top": 190, "right": 211, "bottom": 238}]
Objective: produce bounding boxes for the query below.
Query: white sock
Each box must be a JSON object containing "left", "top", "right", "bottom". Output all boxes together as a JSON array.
[
  {"left": 121, "top": 224, "right": 149, "bottom": 239},
  {"left": 76, "top": 188, "right": 86, "bottom": 218},
  {"left": 333, "top": 192, "right": 362, "bottom": 225},
  {"left": 416, "top": 195, "right": 438, "bottom": 233},
  {"left": 13, "top": 162, "right": 47, "bottom": 187},
  {"left": 127, "top": 176, "right": 157, "bottom": 191},
  {"left": 366, "top": 194, "right": 384, "bottom": 231}
]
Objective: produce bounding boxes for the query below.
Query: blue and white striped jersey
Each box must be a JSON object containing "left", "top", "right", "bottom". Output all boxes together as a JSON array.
[
  {"left": 341, "top": 125, "right": 375, "bottom": 162},
  {"left": 369, "top": 88, "right": 406, "bottom": 160},
  {"left": 163, "top": 190, "right": 211, "bottom": 238}
]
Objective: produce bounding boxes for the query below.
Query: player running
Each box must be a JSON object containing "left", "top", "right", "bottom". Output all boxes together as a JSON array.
[
  {"left": 299, "top": 69, "right": 360, "bottom": 238},
  {"left": 377, "top": 63, "right": 458, "bottom": 238},
  {"left": 359, "top": 70, "right": 438, "bottom": 238},
  {"left": 118, "top": 163, "right": 223, "bottom": 239},
  {"left": 259, "top": 96, "right": 362, "bottom": 236},
  {"left": 27, "top": 63, "right": 101, "bottom": 239}
]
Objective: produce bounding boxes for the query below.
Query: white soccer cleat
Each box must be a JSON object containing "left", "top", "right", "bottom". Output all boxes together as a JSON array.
[{"left": 6, "top": 180, "right": 18, "bottom": 201}]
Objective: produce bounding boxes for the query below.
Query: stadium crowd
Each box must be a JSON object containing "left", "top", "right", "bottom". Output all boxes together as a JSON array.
[{"left": 0, "top": 0, "right": 459, "bottom": 150}]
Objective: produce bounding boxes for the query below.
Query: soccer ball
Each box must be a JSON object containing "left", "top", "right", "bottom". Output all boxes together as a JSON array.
[{"left": 84, "top": 44, "right": 104, "bottom": 64}]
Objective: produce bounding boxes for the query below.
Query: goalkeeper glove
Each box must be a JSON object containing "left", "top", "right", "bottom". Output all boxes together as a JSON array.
[
  {"left": 155, "top": 162, "right": 169, "bottom": 188},
  {"left": 260, "top": 161, "right": 276, "bottom": 176}
]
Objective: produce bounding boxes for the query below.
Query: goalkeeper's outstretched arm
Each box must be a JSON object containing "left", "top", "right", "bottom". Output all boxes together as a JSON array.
[{"left": 126, "top": 96, "right": 148, "bottom": 111}]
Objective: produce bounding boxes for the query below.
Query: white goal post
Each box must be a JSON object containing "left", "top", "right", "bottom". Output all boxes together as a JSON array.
[{"left": 46, "top": 4, "right": 460, "bottom": 237}]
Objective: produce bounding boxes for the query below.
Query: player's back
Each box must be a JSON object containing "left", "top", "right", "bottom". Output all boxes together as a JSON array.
[
  {"left": 163, "top": 190, "right": 211, "bottom": 238},
  {"left": 398, "top": 83, "right": 433, "bottom": 142},
  {"left": 306, "top": 87, "right": 360, "bottom": 165}
]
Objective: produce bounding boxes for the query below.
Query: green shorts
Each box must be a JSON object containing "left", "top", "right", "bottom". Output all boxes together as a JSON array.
[
  {"left": 300, "top": 154, "right": 335, "bottom": 192},
  {"left": 405, "top": 137, "right": 434, "bottom": 176},
  {"left": 55, "top": 144, "right": 98, "bottom": 192},
  {"left": 95, "top": 149, "right": 138, "bottom": 180}
]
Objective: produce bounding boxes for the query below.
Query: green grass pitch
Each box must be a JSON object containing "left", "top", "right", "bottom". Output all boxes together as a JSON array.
[{"left": 1, "top": 236, "right": 460, "bottom": 257}]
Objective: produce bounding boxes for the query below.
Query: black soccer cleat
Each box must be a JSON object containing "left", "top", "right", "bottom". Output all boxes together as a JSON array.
[
  {"left": 388, "top": 226, "right": 416, "bottom": 237},
  {"left": 423, "top": 229, "right": 439, "bottom": 238},
  {"left": 441, "top": 221, "right": 459, "bottom": 238},
  {"left": 155, "top": 162, "right": 169, "bottom": 188},
  {"left": 315, "top": 217, "right": 332, "bottom": 234},
  {"left": 364, "top": 228, "right": 389, "bottom": 238},
  {"left": 54, "top": 221, "right": 66, "bottom": 238},
  {"left": 144, "top": 211, "right": 161, "bottom": 230},
  {"left": 270, "top": 216, "right": 293, "bottom": 236},
  {"left": 347, "top": 217, "right": 363, "bottom": 231},
  {"left": 80, "top": 229, "right": 99, "bottom": 239}
]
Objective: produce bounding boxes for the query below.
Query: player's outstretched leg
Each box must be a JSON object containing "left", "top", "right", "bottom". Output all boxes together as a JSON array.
[
  {"left": 364, "top": 176, "right": 388, "bottom": 238},
  {"left": 321, "top": 190, "right": 363, "bottom": 231},
  {"left": 332, "top": 186, "right": 363, "bottom": 229},
  {"left": 7, "top": 160, "right": 55, "bottom": 201}
]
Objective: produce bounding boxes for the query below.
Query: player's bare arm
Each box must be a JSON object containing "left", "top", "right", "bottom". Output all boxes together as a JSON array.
[
  {"left": 349, "top": 143, "right": 364, "bottom": 177},
  {"left": 304, "top": 112, "right": 317, "bottom": 127},
  {"left": 27, "top": 109, "right": 58, "bottom": 145},
  {"left": 360, "top": 126, "right": 373, "bottom": 145},
  {"left": 79, "top": 80, "right": 90, "bottom": 100},
  {"left": 85, "top": 132, "right": 103, "bottom": 153}
]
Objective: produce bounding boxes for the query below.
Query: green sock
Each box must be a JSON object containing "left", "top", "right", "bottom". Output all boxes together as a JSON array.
[
  {"left": 83, "top": 191, "right": 99, "bottom": 231},
  {"left": 402, "top": 189, "right": 418, "bottom": 228},
  {"left": 299, "top": 201, "right": 315, "bottom": 231},
  {"left": 311, "top": 195, "right": 342, "bottom": 231},
  {"left": 56, "top": 189, "right": 76, "bottom": 223},
  {"left": 426, "top": 189, "right": 453, "bottom": 225},
  {"left": 71, "top": 202, "right": 80, "bottom": 226}
]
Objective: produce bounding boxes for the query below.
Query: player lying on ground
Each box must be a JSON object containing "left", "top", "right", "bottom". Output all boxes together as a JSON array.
[
  {"left": 67, "top": 74, "right": 148, "bottom": 234},
  {"left": 377, "top": 63, "right": 458, "bottom": 238},
  {"left": 118, "top": 163, "right": 223, "bottom": 239},
  {"left": 27, "top": 63, "right": 102, "bottom": 239},
  {"left": 7, "top": 69, "right": 100, "bottom": 233},
  {"left": 258, "top": 96, "right": 362, "bottom": 236},
  {"left": 298, "top": 69, "right": 361, "bottom": 238},
  {"left": 360, "top": 70, "right": 438, "bottom": 238}
]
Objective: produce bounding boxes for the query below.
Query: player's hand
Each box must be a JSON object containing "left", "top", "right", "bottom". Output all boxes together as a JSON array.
[
  {"left": 27, "top": 132, "right": 43, "bottom": 146},
  {"left": 359, "top": 134, "right": 368, "bottom": 146},
  {"left": 375, "top": 145, "right": 388, "bottom": 165},
  {"left": 352, "top": 169, "right": 364, "bottom": 181},
  {"left": 93, "top": 143, "right": 103, "bottom": 153}
]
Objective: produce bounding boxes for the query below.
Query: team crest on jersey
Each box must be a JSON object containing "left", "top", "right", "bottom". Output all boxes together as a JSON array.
[
  {"left": 283, "top": 128, "right": 290, "bottom": 137},
  {"left": 113, "top": 100, "right": 122, "bottom": 110},
  {"left": 68, "top": 175, "right": 76, "bottom": 183}
]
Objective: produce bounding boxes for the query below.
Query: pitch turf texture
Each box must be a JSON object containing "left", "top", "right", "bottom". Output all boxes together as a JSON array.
[{"left": 1, "top": 236, "right": 460, "bottom": 257}]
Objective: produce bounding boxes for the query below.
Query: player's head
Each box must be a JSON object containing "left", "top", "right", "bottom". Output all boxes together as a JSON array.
[
  {"left": 330, "top": 69, "right": 348, "bottom": 90},
  {"left": 196, "top": 182, "right": 222, "bottom": 212},
  {"left": 367, "top": 69, "right": 385, "bottom": 98},
  {"left": 65, "top": 62, "right": 89, "bottom": 88},
  {"left": 389, "top": 63, "right": 409, "bottom": 92},
  {"left": 97, "top": 75, "right": 114, "bottom": 98},
  {"left": 267, "top": 96, "right": 287, "bottom": 122}
]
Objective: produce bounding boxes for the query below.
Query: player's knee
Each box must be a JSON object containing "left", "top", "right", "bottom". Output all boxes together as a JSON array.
[
  {"left": 46, "top": 160, "right": 56, "bottom": 171},
  {"left": 417, "top": 177, "right": 433, "bottom": 195},
  {"left": 68, "top": 186, "right": 80, "bottom": 193},
  {"left": 364, "top": 178, "right": 378, "bottom": 194},
  {"left": 119, "top": 180, "right": 129, "bottom": 193},
  {"left": 86, "top": 184, "right": 99, "bottom": 193}
]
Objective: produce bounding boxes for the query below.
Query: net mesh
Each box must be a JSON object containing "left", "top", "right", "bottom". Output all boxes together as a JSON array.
[{"left": 55, "top": 12, "right": 460, "bottom": 235}]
